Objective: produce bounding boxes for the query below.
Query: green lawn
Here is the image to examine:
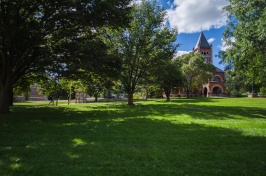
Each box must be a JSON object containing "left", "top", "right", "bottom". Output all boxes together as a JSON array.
[{"left": 1, "top": 98, "right": 266, "bottom": 175}]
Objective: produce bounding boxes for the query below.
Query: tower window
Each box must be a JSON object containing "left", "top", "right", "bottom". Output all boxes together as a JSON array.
[{"left": 213, "top": 76, "right": 222, "bottom": 82}]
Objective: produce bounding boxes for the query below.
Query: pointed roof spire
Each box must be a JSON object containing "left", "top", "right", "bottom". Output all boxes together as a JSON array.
[{"left": 195, "top": 32, "right": 211, "bottom": 49}]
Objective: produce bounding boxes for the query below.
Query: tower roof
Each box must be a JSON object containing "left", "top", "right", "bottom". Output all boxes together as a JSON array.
[{"left": 194, "top": 32, "right": 211, "bottom": 49}]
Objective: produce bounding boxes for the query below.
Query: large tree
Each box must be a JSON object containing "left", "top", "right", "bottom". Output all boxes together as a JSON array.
[
  {"left": 0, "top": 0, "right": 131, "bottom": 113},
  {"left": 222, "top": 70, "right": 251, "bottom": 96},
  {"left": 104, "top": 0, "right": 178, "bottom": 105},
  {"left": 156, "top": 59, "right": 183, "bottom": 101},
  {"left": 221, "top": 0, "right": 266, "bottom": 85},
  {"left": 179, "top": 53, "right": 215, "bottom": 98}
]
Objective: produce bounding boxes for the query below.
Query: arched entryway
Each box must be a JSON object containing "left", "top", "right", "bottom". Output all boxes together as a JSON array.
[
  {"left": 212, "top": 86, "right": 222, "bottom": 95},
  {"left": 203, "top": 87, "right": 208, "bottom": 97}
]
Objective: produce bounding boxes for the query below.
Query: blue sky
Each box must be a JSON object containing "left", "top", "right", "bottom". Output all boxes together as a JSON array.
[{"left": 157, "top": 0, "right": 229, "bottom": 69}]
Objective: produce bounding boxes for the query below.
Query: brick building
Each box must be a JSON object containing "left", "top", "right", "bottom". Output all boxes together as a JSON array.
[
  {"left": 13, "top": 84, "right": 46, "bottom": 101},
  {"left": 29, "top": 85, "right": 46, "bottom": 101},
  {"left": 194, "top": 32, "right": 226, "bottom": 97},
  {"left": 171, "top": 32, "right": 226, "bottom": 97}
]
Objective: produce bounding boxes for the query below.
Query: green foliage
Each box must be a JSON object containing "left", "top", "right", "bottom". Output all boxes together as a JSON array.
[
  {"left": 60, "top": 79, "right": 75, "bottom": 94},
  {"left": 0, "top": 0, "right": 131, "bottom": 113},
  {"left": 37, "top": 75, "right": 60, "bottom": 97},
  {"left": 179, "top": 53, "right": 216, "bottom": 98},
  {"left": 1, "top": 98, "right": 266, "bottom": 175},
  {"left": 13, "top": 80, "right": 31, "bottom": 100},
  {"left": 13, "top": 74, "right": 45, "bottom": 101},
  {"left": 221, "top": 0, "right": 266, "bottom": 84},
  {"left": 154, "top": 59, "right": 183, "bottom": 101},
  {"left": 104, "top": 0, "right": 178, "bottom": 105},
  {"left": 224, "top": 70, "right": 247, "bottom": 96},
  {"left": 259, "top": 87, "right": 266, "bottom": 96}
]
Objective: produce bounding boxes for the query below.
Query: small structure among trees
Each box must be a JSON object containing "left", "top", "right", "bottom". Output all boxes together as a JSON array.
[{"left": 75, "top": 91, "right": 87, "bottom": 104}]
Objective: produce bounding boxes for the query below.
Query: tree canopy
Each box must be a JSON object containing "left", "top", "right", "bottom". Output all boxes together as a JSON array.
[
  {"left": 0, "top": 0, "right": 131, "bottom": 113},
  {"left": 104, "top": 0, "right": 178, "bottom": 105},
  {"left": 220, "top": 0, "right": 266, "bottom": 85},
  {"left": 154, "top": 59, "right": 183, "bottom": 101},
  {"left": 179, "top": 53, "right": 216, "bottom": 98}
]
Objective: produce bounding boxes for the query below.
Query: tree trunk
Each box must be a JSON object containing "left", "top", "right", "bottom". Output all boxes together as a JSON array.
[
  {"left": 9, "top": 88, "right": 14, "bottom": 106},
  {"left": 0, "top": 83, "right": 12, "bottom": 114},
  {"left": 166, "top": 92, "right": 170, "bottom": 101},
  {"left": 127, "top": 92, "right": 134, "bottom": 105},
  {"left": 145, "top": 88, "right": 148, "bottom": 100},
  {"left": 164, "top": 89, "right": 171, "bottom": 101},
  {"left": 94, "top": 94, "right": 98, "bottom": 102},
  {"left": 186, "top": 90, "right": 190, "bottom": 99},
  {"left": 108, "top": 90, "right": 111, "bottom": 99}
]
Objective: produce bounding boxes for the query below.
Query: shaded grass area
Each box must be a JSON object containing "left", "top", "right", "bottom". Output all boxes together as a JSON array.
[{"left": 0, "top": 98, "right": 266, "bottom": 175}]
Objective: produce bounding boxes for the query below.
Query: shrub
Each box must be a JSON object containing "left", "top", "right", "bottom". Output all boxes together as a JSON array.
[{"left": 259, "top": 87, "right": 266, "bottom": 97}]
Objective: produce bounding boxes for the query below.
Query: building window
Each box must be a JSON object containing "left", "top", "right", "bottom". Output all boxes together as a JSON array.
[
  {"left": 213, "top": 76, "right": 222, "bottom": 82},
  {"left": 205, "top": 58, "right": 210, "bottom": 62}
]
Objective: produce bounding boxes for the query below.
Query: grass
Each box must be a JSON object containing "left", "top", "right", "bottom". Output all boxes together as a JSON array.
[{"left": 0, "top": 98, "right": 266, "bottom": 175}]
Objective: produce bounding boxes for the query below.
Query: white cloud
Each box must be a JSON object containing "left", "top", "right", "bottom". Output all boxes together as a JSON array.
[
  {"left": 219, "top": 39, "right": 228, "bottom": 51},
  {"left": 219, "top": 37, "right": 235, "bottom": 51},
  {"left": 166, "top": 0, "right": 229, "bottom": 33},
  {"left": 207, "top": 38, "right": 215, "bottom": 44},
  {"left": 129, "top": 0, "right": 142, "bottom": 6},
  {"left": 176, "top": 50, "right": 191, "bottom": 57}
]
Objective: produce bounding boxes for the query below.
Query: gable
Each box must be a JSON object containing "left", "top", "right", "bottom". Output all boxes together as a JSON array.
[{"left": 194, "top": 32, "right": 211, "bottom": 49}]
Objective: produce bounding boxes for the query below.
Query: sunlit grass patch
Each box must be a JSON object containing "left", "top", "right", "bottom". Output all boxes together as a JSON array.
[
  {"left": 0, "top": 98, "right": 265, "bottom": 175},
  {"left": 72, "top": 138, "right": 87, "bottom": 147}
]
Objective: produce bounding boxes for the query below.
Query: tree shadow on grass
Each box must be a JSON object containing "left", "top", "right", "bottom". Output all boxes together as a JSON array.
[
  {"left": 1, "top": 99, "right": 265, "bottom": 175},
  {"left": 138, "top": 103, "right": 266, "bottom": 120},
  {"left": 9, "top": 99, "right": 266, "bottom": 121},
  {"left": 0, "top": 116, "right": 265, "bottom": 175},
  {"left": 6, "top": 98, "right": 266, "bottom": 123},
  {"left": 155, "top": 97, "right": 220, "bottom": 103},
  {"left": 56, "top": 101, "right": 266, "bottom": 121}
]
